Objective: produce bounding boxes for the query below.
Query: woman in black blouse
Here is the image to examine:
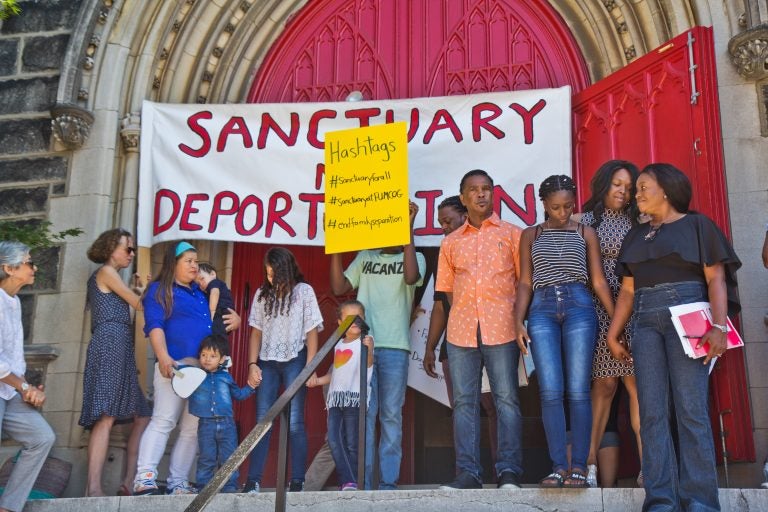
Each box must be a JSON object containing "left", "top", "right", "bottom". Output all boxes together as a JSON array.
[{"left": 606, "top": 163, "right": 740, "bottom": 512}]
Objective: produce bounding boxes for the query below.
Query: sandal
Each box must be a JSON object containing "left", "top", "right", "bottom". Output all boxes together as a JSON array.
[
  {"left": 540, "top": 469, "right": 567, "bottom": 488},
  {"left": 563, "top": 468, "right": 588, "bottom": 488},
  {"left": 116, "top": 484, "right": 132, "bottom": 496}
]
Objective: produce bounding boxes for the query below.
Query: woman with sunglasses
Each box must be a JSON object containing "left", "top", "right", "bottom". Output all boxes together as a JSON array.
[
  {"left": 607, "top": 163, "right": 740, "bottom": 511},
  {"left": 79, "top": 229, "right": 152, "bottom": 497},
  {"left": 0, "top": 241, "right": 55, "bottom": 512}
]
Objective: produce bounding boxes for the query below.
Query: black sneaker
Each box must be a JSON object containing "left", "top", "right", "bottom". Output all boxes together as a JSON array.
[
  {"left": 288, "top": 479, "right": 304, "bottom": 492},
  {"left": 497, "top": 470, "right": 521, "bottom": 490},
  {"left": 439, "top": 472, "right": 482, "bottom": 490}
]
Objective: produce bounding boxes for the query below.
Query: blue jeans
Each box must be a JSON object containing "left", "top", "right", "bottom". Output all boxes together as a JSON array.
[
  {"left": 632, "top": 281, "right": 719, "bottom": 512},
  {"left": 527, "top": 282, "right": 596, "bottom": 472},
  {"left": 196, "top": 416, "right": 239, "bottom": 491},
  {"left": 364, "top": 347, "right": 408, "bottom": 489},
  {"left": 446, "top": 340, "right": 523, "bottom": 481},
  {"left": 247, "top": 348, "right": 307, "bottom": 483},
  {"left": 328, "top": 406, "right": 360, "bottom": 485}
]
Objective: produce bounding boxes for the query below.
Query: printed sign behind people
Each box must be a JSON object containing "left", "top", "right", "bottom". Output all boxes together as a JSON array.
[{"left": 324, "top": 123, "right": 410, "bottom": 254}]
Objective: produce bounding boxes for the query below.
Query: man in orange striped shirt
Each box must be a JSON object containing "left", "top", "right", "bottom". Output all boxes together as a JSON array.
[{"left": 436, "top": 169, "right": 524, "bottom": 490}]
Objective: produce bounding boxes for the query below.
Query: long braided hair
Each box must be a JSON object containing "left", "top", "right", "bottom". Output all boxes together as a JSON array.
[
  {"left": 257, "top": 247, "right": 305, "bottom": 317},
  {"left": 581, "top": 160, "right": 639, "bottom": 229},
  {"left": 538, "top": 174, "right": 577, "bottom": 220}
]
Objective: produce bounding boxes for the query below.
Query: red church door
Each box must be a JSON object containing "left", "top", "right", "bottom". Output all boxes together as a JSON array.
[
  {"left": 573, "top": 26, "right": 755, "bottom": 463},
  {"left": 231, "top": 0, "right": 590, "bottom": 487}
]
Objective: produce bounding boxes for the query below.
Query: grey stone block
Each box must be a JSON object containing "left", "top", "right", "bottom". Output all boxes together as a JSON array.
[
  {"left": 0, "top": 0, "right": 84, "bottom": 34},
  {"left": 22, "top": 34, "right": 70, "bottom": 72},
  {"left": 0, "top": 76, "right": 59, "bottom": 115},
  {"left": 19, "top": 292, "right": 34, "bottom": 341},
  {"left": 0, "top": 38, "right": 18, "bottom": 75},
  {"left": 0, "top": 118, "right": 52, "bottom": 155},
  {"left": 0, "top": 186, "right": 48, "bottom": 215},
  {"left": 0, "top": 156, "right": 68, "bottom": 184}
]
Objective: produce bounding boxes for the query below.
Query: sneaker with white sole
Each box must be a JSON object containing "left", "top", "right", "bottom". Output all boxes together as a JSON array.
[
  {"left": 586, "top": 464, "right": 598, "bottom": 488},
  {"left": 243, "top": 480, "right": 260, "bottom": 494},
  {"left": 340, "top": 482, "right": 357, "bottom": 491},
  {"left": 133, "top": 470, "right": 161, "bottom": 496},
  {"left": 166, "top": 481, "right": 197, "bottom": 495}
]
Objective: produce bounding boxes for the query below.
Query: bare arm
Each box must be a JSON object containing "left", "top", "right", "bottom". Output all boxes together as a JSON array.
[
  {"left": 330, "top": 253, "right": 354, "bottom": 295},
  {"left": 305, "top": 327, "right": 318, "bottom": 367},
  {"left": 513, "top": 227, "right": 535, "bottom": 354},
  {"left": 208, "top": 288, "right": 220, "bottom": 318},
  {"left": 605, "top": 276, "right": 635, "bottom": 363},
  {"left": 423, "top": 300, "right": 446, "bottom": 378},
  {"left": 700, "top": 263, "right": 728, "bottom": 365},
  {"left": 247, "top": 327, "right": 263, "bottom": 387},
  {"left": 584, "top": 226, "right": 614, "bottom": 316},
  {"left": 402, "top": 201, "right": 421, "bottom": 285},
  {"left": 363, "top": 334, "right": 374, "bottom": 367},
  {"left": 98, "top": 265, "right": 142, "bottom": 310}
]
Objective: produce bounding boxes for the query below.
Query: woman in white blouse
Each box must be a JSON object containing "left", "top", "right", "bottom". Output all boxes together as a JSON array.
[
  {"left": 243, "top": 247, "right": 323, "bottom": 494},
  {"left": 0, "top": 241, "right": 55, "bottom": 512}
]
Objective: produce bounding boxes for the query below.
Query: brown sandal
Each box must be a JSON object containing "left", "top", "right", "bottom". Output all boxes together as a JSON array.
[
  {"left": 540, "top": 469, "right": 567, "bottom": 488},
  {"left": 563, "top": 468, "right": 588, "bottom": 488}
]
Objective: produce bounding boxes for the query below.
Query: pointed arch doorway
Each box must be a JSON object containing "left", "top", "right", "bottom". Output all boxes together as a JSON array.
[{"left": 230, "top": 0, "right": 590, "bottom": 486}]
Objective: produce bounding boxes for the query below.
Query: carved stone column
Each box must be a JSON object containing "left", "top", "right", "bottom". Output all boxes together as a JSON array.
[
  {"left": 50, "top": 103, "right": 95, "bottom": 150},
  {"left": 729, "top": 21, "right": 768, "bottom": 136}
]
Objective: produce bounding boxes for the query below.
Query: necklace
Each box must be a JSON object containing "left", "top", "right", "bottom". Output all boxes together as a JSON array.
[
  {"left": 644, "top": 222, "right": 662, "bottom": 241},
  {"left": 544, "top": 220, "right": 571, "bottom": 259}
]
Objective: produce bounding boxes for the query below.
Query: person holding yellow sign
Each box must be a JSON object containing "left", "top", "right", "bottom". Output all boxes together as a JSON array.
[{"left": 329, "top": 201, "right": 426, "bottom": 490}]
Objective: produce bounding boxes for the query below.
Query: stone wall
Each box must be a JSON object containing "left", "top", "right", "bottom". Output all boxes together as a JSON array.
[{"left": 0, "top": 0, "right": 84, "bottom": 336}]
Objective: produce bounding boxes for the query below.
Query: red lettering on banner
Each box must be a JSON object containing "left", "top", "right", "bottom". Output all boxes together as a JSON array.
[
  {"left": 298, "top": 193, "right": 324, "bottom": 240},
  {"left": 266, "top": 192, "right": 295, "bottom": 237},
  {"left": 179, "top": 111, "right": 213, "bottom": 157},
  {"left": 314, "top": 163, "right": 325, "bottom": 190},
  {"left": 346, "top": 108, "right": 381, "bottom": 127},
  {"left": 385, "top": 108, "right": 421, "bottom": 142},
  {"left": 257, "top": 112, "right": 299, "bottom": 148},
  {"left": 414, "top": 190, "right": 444, "bottom": 236},
  {"left": 494, "top": 184, "right": 537, "bottom": 225},
  {"left": 179, "top": 194, "right": 208, "bottom": 231},
  {"left": 307, "top": 109, "right": 337, "bottom": 149},
  {"left": 209, "top": 191, "right": 240, "bottom": 232},
  {"left": 153, "top": 189, "right": 181, "bottom": 235},
  {"left": 235, "top": 195, "right": 263, "bottom": 235},
  {"left": 423, "top": 109, "right": 463, "bottom": 144},
  {"left": 509, "top": 100, "right": 546, "bottom": 145},
  {"left": 216, "top": 117, "right": 253, "bottom": 152},
  {"left": 472, "top": 103, "right": 504, "bottom": 141}
]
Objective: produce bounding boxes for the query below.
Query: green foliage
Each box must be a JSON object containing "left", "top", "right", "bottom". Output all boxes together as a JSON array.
[
  {"left": 0, "top": 220, "right": 83, "bottom": 249},
  {"left": 0, "top": 0, "right": 21, "bottom": 20}
]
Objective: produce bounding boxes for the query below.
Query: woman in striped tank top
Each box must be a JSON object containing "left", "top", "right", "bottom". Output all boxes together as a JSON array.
[{"left": 514, "top": 175, "right": 614, "bottom": 488}]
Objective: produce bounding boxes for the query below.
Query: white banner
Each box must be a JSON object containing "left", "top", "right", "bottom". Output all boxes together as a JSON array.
[{"left": 138, "top": 88, "right": 571, "bottom": 247}]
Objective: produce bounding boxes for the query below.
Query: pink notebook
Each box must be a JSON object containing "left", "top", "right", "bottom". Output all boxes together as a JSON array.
[{"left": 669, "top": 302, "right": 744, "bottom": 359}]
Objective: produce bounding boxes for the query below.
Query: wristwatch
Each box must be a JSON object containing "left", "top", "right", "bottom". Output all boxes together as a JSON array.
[
  {"left": 711, "top": 323, "right": 728, "bottom": 333},
  {"left": 20, "top": 381, "right": 30, "bottom": 392}
]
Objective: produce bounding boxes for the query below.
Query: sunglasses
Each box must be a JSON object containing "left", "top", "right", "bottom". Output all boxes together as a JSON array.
[
  {"left": 23, "top": 261, "right": 36, "bottom": 269},
  {"left": 124, "top": 246, "right": 136, "bottom": 254}
]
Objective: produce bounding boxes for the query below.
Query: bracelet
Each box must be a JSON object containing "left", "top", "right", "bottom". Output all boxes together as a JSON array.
[
  {"left": 248, "top": 362, "right": 259, "bottom": 367},
  {"left": 711, "top": 323, "right": 728, "bottom": 333}
]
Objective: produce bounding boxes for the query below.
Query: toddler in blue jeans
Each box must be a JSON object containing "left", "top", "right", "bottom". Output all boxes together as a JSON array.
[
  {"left": 188, "top": 334, "right": 256, "bottom": 492},
  {"left": 308, "top": 300, "right": 373, "bottom": 490}
]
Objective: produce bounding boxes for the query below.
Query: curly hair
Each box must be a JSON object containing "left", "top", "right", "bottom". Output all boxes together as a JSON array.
[
  {"left": 438, "top": 195, "right": 467, "bottom": 214},
  {"left": 87, "top": 228, "right": 132, "bottom": 263},
  {"left": 257, "top": 247, "right": 305, "bottom": 318},
  {"left": 581, "top": 160, "right": 640, "bottom": 229}
]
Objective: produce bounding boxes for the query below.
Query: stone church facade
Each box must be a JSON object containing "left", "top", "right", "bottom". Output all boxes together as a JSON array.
[{"left": 1, "top": 0, "right": 767, "bottom": 496}]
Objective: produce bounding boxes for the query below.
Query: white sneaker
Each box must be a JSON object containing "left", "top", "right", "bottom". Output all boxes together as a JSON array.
[
  {"left": 586, "top": 464, "right": 598, "bottom": 488},
  {"left": 166, "top": 481, "right": 197, "bottom": 495},
  {"left": 133, "top": 470, "right": 161, "bottom": 495}
]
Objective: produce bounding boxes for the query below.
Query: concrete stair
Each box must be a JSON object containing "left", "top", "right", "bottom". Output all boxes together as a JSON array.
[{"left": 22, "top": 488, "right": 768, "bottom": 512}]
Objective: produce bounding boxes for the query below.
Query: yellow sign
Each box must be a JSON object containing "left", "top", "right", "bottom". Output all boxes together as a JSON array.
[{"left": 324, "top": 122, "right": 410, "bottom": 254}]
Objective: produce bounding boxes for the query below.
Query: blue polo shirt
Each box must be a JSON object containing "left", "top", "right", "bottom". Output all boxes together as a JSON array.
[{"left": 143, "top": 281, "right": 212, "bottom": 360}]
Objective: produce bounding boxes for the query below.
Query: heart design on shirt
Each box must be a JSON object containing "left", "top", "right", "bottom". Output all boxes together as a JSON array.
[{"left": 334, "top": 348, "right": 353, "bottom": 368}]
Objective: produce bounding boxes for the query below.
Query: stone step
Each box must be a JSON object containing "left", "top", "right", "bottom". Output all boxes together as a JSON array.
[{"left": 22, "top": 488, "right": 768, "bottom": 512}]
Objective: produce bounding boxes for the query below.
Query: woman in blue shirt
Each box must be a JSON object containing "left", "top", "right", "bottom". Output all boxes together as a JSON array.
[{"left": 133, "top": 241, "right": 240, "bottom": 495}]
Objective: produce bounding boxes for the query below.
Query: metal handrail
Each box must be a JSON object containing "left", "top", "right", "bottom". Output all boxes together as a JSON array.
[{"left": 185, "top": 314, "right": 367, "bottom": 512}]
